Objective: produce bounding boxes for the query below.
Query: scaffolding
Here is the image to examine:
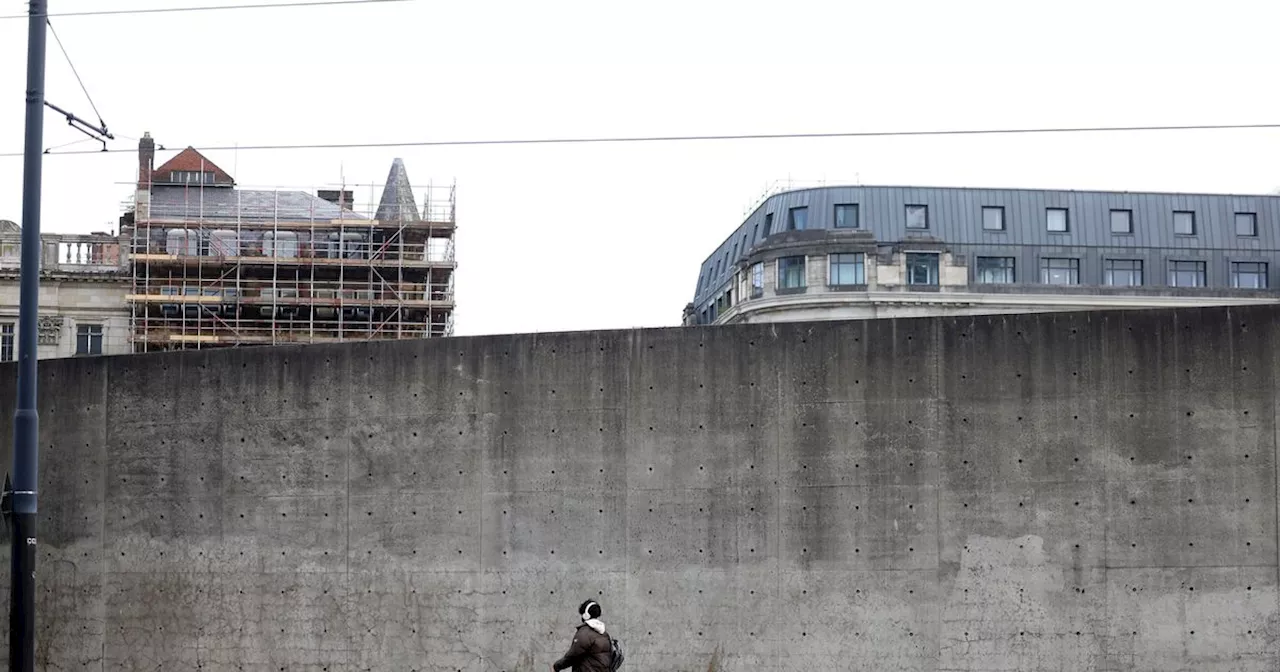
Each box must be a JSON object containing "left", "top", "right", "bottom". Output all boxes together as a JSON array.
[{"left": 125, "top": 173, "right": 457, "bottom": 353}]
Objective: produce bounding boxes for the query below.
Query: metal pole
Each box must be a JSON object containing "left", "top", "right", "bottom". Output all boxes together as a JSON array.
[{"left": 12, "top": 1, "right": 47, "bottom": 670}]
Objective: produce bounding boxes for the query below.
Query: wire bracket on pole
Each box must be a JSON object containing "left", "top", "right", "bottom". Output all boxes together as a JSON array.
[{"left": 42, "top": 101, "right": 112, "bottom": 152}]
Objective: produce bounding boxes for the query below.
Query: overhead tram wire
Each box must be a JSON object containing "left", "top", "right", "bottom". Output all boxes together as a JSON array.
[
  {"left": 46, "top": 18, "right": 105, "bottom": 130},
  {"left": 0, "top": 0, "right": 412, "bottom": 20},
  {"left": 2, "top": 122, "right": 1280, "bottom": 159}
]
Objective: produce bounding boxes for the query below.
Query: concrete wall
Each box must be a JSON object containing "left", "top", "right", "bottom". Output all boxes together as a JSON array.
[{"left": 0, "top": 305, "right": 1277, "bottom": 671}]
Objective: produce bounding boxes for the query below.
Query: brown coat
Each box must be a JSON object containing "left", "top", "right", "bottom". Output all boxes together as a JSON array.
[{"left": 552, "top": 623, "right": 613, "bottom": 672}]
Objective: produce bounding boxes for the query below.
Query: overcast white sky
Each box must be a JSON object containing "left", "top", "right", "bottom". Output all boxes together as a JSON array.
[{"left": 1, "top": 0, "right": 1278, "bottom": 336}]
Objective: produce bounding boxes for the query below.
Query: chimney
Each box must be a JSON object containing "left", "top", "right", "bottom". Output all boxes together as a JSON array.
[
  {"left": 317, "top": 189, "right": 355, "bottom": 210},
  {"left": 135, "top": 132, "right": 155, "bottom": 222},
  {"left": 137, "top": 132, "right": 155, "bottom": 189}
]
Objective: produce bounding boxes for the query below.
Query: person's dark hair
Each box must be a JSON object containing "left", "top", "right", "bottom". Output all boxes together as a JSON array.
[{"left": 578, "top": 600, "right": 602, "bottom": 619}]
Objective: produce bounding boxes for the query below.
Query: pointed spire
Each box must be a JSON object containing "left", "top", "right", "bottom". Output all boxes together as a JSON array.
[{"left": 375, "top": 158, "right": 420, "bottom": 222}]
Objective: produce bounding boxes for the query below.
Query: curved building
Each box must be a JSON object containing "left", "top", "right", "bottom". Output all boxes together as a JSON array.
[{"left": 686, "top": 185, "right": 1280, "bottom": 325}]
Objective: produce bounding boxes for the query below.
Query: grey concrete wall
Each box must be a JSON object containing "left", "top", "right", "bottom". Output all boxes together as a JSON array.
[{"left": 0, "top": 304, "right": 1276, "bottom": 671}]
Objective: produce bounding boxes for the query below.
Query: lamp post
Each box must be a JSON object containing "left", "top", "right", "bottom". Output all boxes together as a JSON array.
[{"left": 10, "top": 1, "right": 47, "bottom": 670}]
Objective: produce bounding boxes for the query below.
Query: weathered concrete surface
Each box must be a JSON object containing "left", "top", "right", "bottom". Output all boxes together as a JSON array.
[{"left": 0, "top": 304, "right": 1277, "bottom": 671}]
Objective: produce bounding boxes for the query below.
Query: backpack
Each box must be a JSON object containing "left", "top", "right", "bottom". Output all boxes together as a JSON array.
[{"left": 609, "top": 637, "right": 625, "bottom": 670}]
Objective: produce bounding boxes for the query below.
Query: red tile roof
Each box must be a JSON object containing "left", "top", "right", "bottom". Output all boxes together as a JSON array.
[{"left": 152, "top": 147, "right": 234, "bottom": 185}]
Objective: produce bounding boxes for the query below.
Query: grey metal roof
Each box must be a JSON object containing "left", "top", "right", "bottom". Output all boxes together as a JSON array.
[
  {"left": 374, "top": 158, "right": 420, "bottom": 223},
  {"left": 693, "top": 184, "right": 1280, "bottom": 306},
  {"left": 148, "top": 186, "right": 366, "bottom": 222}
]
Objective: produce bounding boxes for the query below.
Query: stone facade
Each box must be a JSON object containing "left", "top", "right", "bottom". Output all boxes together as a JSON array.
[{"left": 0, "top": 231, "right": 130, "bottom": 359}]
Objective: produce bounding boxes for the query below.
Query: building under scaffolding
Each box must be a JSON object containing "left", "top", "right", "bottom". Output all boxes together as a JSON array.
[{"left": 124, "top": 134, "right": 456, "bottom": 353}]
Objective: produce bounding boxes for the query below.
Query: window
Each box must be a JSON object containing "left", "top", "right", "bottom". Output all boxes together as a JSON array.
[
  {"left": 731, "top": 243, "right": 739, "bottom": 263},
  {"left": 905, "top": 204, "right": 928, "bottom": 230},
  {"left": 975, "top": 256, "right": 1015, "bottom": 284},
  {"left": 1046, "top": 208, "right": 1069, "bottom": 233},
  {"left": 764, "top": 213, "right": 775, "bottom": 236},
  {"left": 1236, "top": 212, "right": 1258, "bottom": 237},
  {"left": 1110, "top": 209, "right": 1133, "bottom": 234},
  {"left": 1232, "top": 262, "right": 1268, "bottom": 289},
  {"left": 1105, "top": 259, "right": 1143, "bottom": 287},
  {"left": 981, "top": 207, "right": 1005, "bottom": 231},
  {"left": 1168, "top": 260, "right": 1206, "bottom": 287},
  {"left": 905, "top": 252, "right": 939, "bottom": 285},
  {"left": 834, "top": 204, "right": 860, "bottom": 229},
  {"left": 1173, "top": 211, "right": 1196, "bottom": 236},
  {"left": 169, "top": 170, "right": 215, "bottom": 184},
  {"left": 829, "top": 253, "right": 866, "bottom": 285},
  {"left": 1040, "top": 258, "right": 1079, "bottom": 285},
  {"left": 0, "top": 323, "right": 12, "bottom": 362},
  {"left": 750, "top": 263, "right": 764, "bottom": 298},
  {"left": 787, "top": 207, "right": 808, "bottom": 231},
  {"left": 777, "top": 256, "right": 806, "bottom": 289},
  {"left": 75, "top": 324, "right": 103, "bottom": 356},
  {"left": 752, "top": 223, "right": 760, "bottom": 244}
]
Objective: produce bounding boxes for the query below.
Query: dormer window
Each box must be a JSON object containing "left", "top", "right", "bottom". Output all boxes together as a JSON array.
[{"left": 169, "top": 170, "right": 215, "bottom": 184}]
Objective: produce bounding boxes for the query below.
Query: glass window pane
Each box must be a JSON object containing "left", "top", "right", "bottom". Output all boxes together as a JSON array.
[
  {"left": 1104, "top": 259, "right": 1143, "bottom": 287},
  {"left": 829, "top": 253, "right": 865, "bottom": 285},
  {"left": 750, "top": 263, "right": 764, "bottom": 298},
  {"left": 975, "top": 256, "right": 1015, "bottom": 284},
  {"left": 905, "top": 205, "right": 928, "bottom": 229},
  {"left": 777, "top": 256, "right": 806, "bottom": 289},
  {"left": 764, "top": 213, "right": 774, "bottom": 236},
  {"left": 1046, "top": 208, "right": 1069, "bottom": 232},
  {"left": 0, "top": 323, "right": 12, "bottom": 363},
  {"left": 905, "top": 253, "right": 939, "bottom": 285},
  {"left": 1168, "top": 260, "right": 1205, "bottom": 287},
  {"left": 1236, "top": 212, "right": 1258, "bottom": 237},
  {"left": 788, "top": 207, "right": 808, "bottom": 231},
  {"left": 1040, "top": 258, "right": 1079, "bottom": 285},
  {"left": 834, "top": 204, "right": 859, "bottom": 229},
  {"left": 1232, "top": 261, "right": 1268, "bottom": 289},
  {"left": 1174, "top": 211, "right": 1196, "bottom": 235},
  {"left": 982, "top": 207, "right": 1004, "bottom": 231},
  {"left": 1110, "top": 210, "right": 1132, "bottom": 234}
]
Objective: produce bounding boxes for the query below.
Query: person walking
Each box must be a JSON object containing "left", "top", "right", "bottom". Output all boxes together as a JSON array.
[{"left": 552, "top": 600, "right": 616, "bottom": 672}]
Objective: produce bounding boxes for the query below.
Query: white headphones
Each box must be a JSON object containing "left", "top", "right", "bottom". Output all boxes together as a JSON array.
[{"left": 581, "top": 601, "right": 599, "bottom": 621}]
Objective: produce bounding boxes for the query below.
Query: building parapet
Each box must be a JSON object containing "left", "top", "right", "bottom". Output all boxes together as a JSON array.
[{"left": 0, "top": 232, "right": 128, "bottom": 277}]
